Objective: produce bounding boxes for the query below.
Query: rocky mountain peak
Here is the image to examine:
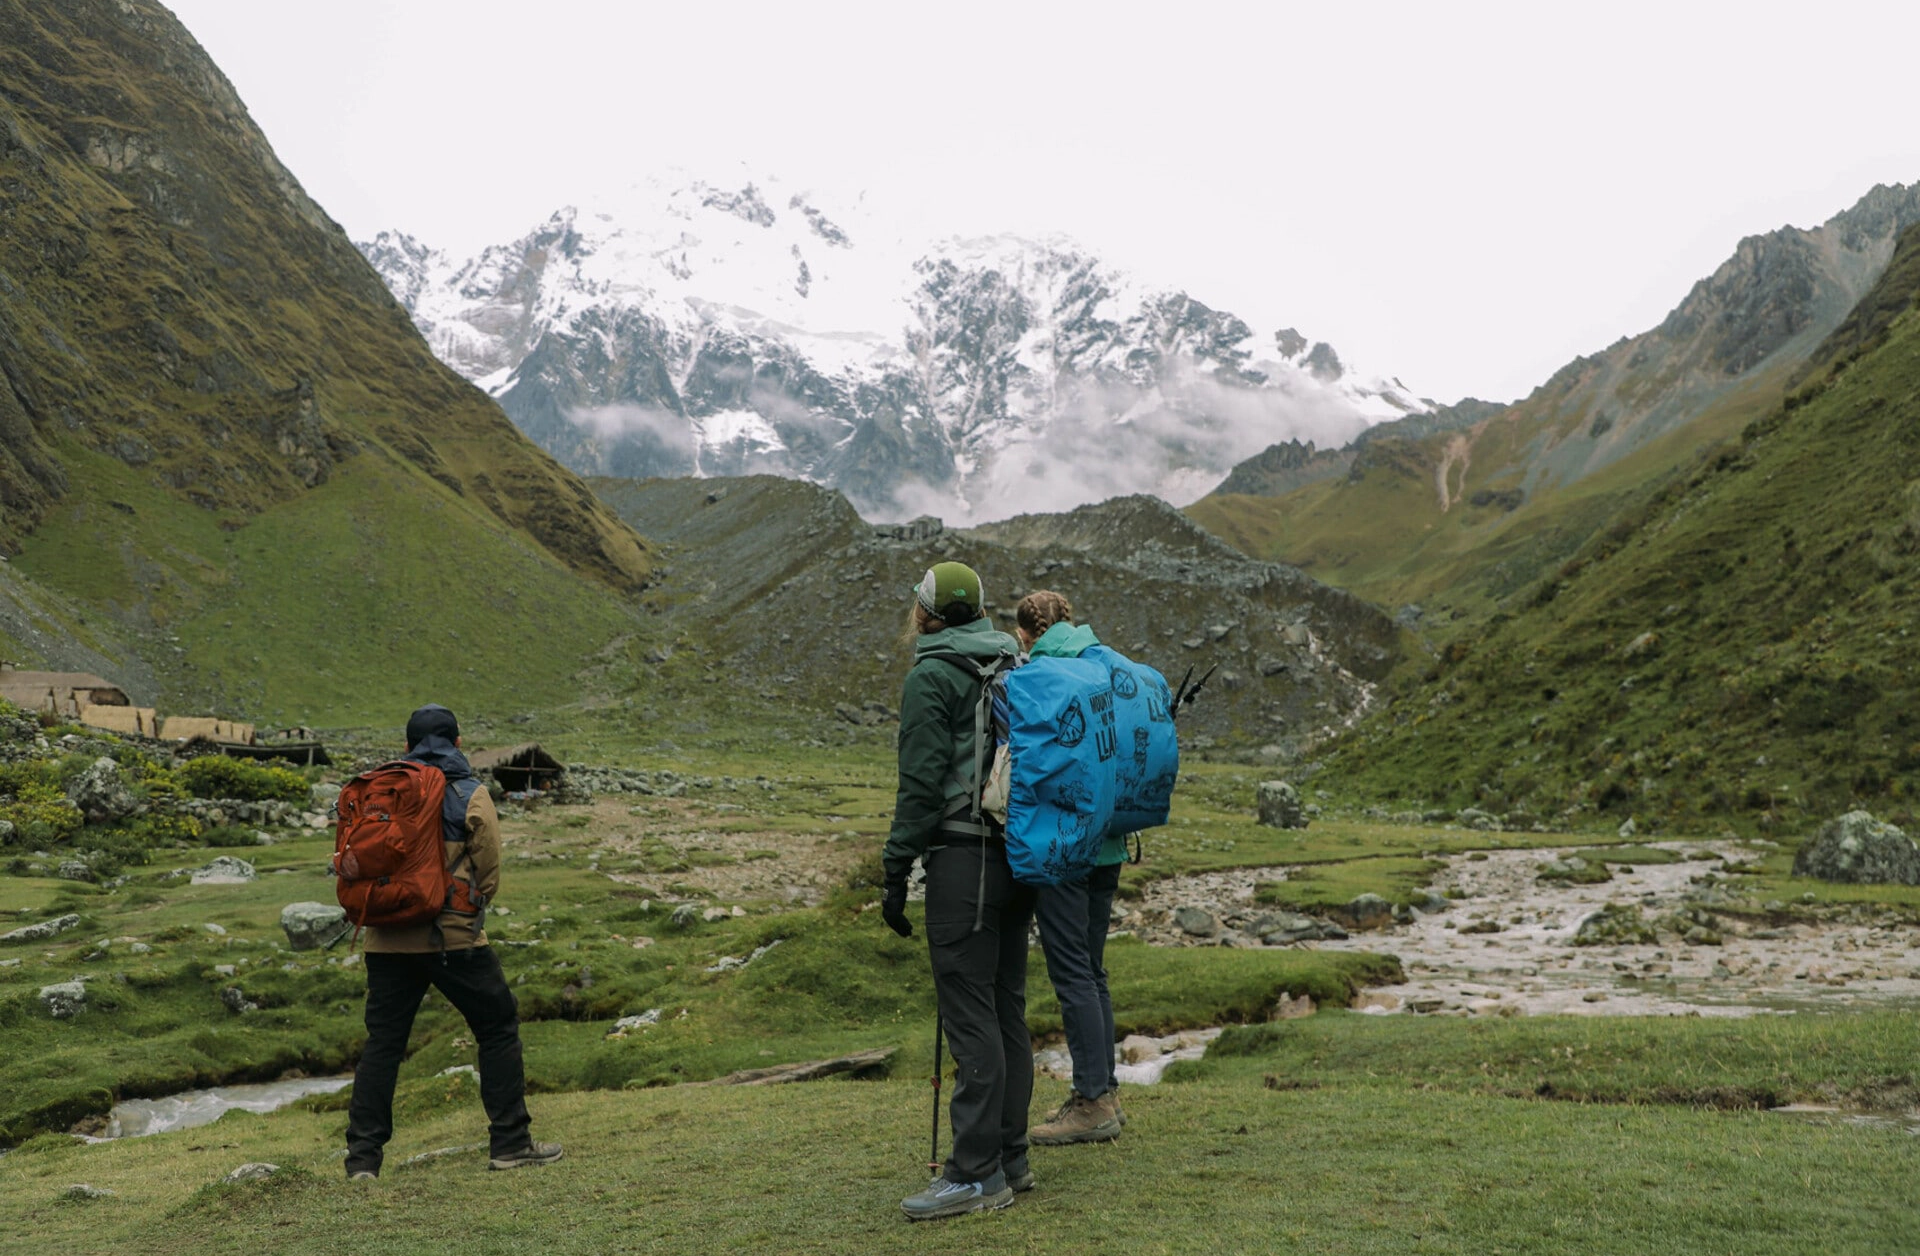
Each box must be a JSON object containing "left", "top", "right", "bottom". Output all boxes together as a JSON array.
[{"left": 358, "top": 176, "right": 1431, "bottom": 524}]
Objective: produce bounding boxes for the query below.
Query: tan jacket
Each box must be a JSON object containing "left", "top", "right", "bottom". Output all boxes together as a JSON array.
[{"left": 364, "top": 786, "right": 503, "bottom": 953}]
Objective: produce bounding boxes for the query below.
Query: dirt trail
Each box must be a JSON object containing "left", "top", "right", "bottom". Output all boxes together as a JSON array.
[{"left": 1134, "top": 843, "right": 1920, "bottom": 1017}]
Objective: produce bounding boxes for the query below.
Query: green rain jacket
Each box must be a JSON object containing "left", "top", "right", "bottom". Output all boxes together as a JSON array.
[
  {"left": 1028, "top": 621, "right": 1131, "bottom": 868},
  {"left": 882, "top": 617, "right": 1021, "bottom": 883}
]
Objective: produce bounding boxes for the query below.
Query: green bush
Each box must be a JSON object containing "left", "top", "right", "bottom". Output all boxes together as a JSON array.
[
  {"left": 175, "top": 757, "right": 309, "bottom": 803},
  {"left": 0, "top": 782, "right": 83, "bottom": 845}
]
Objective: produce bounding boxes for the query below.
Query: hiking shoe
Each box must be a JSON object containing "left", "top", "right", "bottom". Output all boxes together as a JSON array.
[
  {"left": 1104, "top": 1087, "right": 1128, "bottom": 1127},
  {"left": 1030, "top": 1092, "right": 1121, "bottom": 1145},
  {"left": 348, "top": 1170, "right": 377, "bottom": 1181},
  {"left": 1003, "top": 1155, "right": 1035, "bottom": 1193},
  {"left": 488, "top": 1140, "right": 564, "bottom": 1171},
  {"left": 900, "top": 1170, "right": 1014, "bottom": 1221}
]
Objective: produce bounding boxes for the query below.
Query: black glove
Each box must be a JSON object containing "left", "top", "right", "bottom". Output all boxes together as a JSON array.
[{"left": 881, "top": 878, "right": 912, "bottom": 938}]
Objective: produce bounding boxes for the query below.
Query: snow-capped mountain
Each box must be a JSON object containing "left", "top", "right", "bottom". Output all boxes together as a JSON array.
[{"left": 359, "top": 171, "right": 1429, "bottom": 523}]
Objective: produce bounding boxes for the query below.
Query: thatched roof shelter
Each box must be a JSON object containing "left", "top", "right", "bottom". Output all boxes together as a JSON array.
[
  {"left": 470, "top": 743, "right": 565, "bottom": 793},
  {"left": 0, "top": 667, "right": 129, "bottom": 719}
]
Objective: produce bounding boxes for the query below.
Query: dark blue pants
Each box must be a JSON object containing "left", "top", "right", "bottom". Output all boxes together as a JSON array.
[
  {"left": 1035, "top": 861, "right": 1122, "bottom": 1099},
  {"left": 344, "top": 947, "right": 532, "bottom": 1174}
]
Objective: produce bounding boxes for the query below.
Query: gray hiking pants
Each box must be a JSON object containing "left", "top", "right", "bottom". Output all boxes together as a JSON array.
[{"left": 925, "top": 841, "right": 1034, "bottom": 1183}]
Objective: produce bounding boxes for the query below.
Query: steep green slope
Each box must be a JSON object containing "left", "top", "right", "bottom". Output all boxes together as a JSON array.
[
  {"left": 1192, "top": 184, "right": 1920, "bottom": 615},
  {"left": 0, "top": 0, "right": 656, "bottom": 721},
  {"left": 1324, "top": 222, "right": 1920, "bottom": 830}
]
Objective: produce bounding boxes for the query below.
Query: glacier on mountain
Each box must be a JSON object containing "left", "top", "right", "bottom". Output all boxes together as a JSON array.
[{"left": 359, "top": 171, "right": 1428, "bottom": 522}]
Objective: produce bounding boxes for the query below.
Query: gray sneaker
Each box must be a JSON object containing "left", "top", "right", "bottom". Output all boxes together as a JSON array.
[
  {"left": 900, "top": 1170, "right": 1014, "bottom": 1221},
  {"left": 1003, "top": 1155, "right": 1035, "bottom": 1193},
  {"left": 488, "top": 1140, "right": 564, "bottom": 1171}
]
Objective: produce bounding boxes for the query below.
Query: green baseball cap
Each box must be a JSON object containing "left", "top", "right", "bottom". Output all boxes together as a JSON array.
[{"left": 913, "top": 561, "right": 984, "bottom": 622}]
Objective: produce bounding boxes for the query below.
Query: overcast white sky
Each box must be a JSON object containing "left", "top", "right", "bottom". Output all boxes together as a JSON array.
[{"left": 168, "top": 0, "right": 1920, "bottom": 404}]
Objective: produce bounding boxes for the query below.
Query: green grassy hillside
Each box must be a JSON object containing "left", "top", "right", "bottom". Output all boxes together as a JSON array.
[
  {"left": 0, "top": 0, "right": 655, "bottom": 721},
  {"left": 1322, "top": 222, "right": 1920, "bottom": 830},
  {"left": 1191, "top": 184, "right": 1920, "bottom": 617}
]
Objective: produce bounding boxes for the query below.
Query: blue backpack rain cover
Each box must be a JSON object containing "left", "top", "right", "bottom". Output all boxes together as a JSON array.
[{"left": 1002, "top": 645, "right": 1179, "bottom": 886}]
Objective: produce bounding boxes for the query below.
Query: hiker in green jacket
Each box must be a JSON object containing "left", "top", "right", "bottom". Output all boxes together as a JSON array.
[
  {"left": 880, "top": 561, "right": 1035, "bottom": 1221},
  {"left": 1015, "top": 591, "right": 1130, "bottom": 1146}
]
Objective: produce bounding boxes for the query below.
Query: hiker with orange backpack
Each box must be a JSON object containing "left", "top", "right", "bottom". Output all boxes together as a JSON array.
[{"left": 338, "top": 704, "right": 561, "bottom": 1179}]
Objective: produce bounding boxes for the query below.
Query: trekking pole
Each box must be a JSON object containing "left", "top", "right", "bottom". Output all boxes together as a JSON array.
[{"left": 928, "top": 1010, "right": 944, "bottom": 1175}]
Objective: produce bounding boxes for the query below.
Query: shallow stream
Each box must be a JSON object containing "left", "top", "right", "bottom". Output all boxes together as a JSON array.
[{"left": 95, "top": 1076, "right": 352, "bottom": 1140}]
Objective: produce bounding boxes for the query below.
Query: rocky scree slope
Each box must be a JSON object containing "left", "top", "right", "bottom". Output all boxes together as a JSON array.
[
  {"left": 360, "top": 178, "right": 1430, "bottom": 524},
  {"left": 594, "top": 477, "right": 1398, "bottom": 755},
  {"left": 0, "top": 0, "right": 657, "bottom": 721},
  {"left": 1323, "top": 220, "right": 1920, "bottom": 831},
  {"left": 1191, "top": 183, "right": 1920, "bottom": 615}
]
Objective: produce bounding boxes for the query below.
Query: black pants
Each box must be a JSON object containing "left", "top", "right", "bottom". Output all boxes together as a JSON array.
[
  {"left": 925, "top": 842, "right": 1035, "bottom": 1184},
  {"left": 1036, "top": 861, "right": 1122, "bottom": 1099},
  {"left": 345, "top": 947, "right": 532, "bottom": 1173}
]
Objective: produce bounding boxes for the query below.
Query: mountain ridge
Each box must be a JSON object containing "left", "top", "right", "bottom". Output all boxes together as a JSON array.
[
  {"left": 1189, "top": 181, "right": 1920, "bottom": 614},
  {"left": 359, "top": 179, "right": 1434, "bottom": 524}
]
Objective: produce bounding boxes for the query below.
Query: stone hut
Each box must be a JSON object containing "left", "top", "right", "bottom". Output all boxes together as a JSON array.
[{"left": 470, "top": 743, "right": 565, "bottom": 793}]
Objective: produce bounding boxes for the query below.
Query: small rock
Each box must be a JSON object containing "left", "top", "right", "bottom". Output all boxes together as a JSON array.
[
  {"left": 670, "top": 904, "right": 701, "bottom": 928},
  {"left": 1117, "top": 1034, "right": 1162, "bottom": 1064},
  {"left": 1618, "top": 817, "right": 1638, "bottom": 839},
  {"left": 222, "top": 1163, "right": 279, "bottom": 1184},
  {"left": 1270, "top": 993, "right": 1317, "bottom": 1020},
  {"left": 1408, "top": 997, "right": 1445, "bottom": 1014},
  {"left": 221, "top": 986, "right": 258, "bottom": 1014},
  {"left": 701, "top": 906, "right": 729, "bottom": 922},
  {"left": 129, "top": 942, "right": 151, "bottom": 954},
  {"left": 62, "top": 1183, "right": 115, "bottom": 1201},
  {"left": 609, "top": 1009, "right": 663, "bottom": 1037},
  {"left": 1172, "top": 906, "right": 1219, "bottom": 938},
  {"left": 309, "top": 783, "right": 342, "bottom": 813},
  {"left": 1349, "top": 992, "right": 1399, "bottom": 1013},
  {"left": 192, "top": 857, "right": 257, "bottom": 886},
  {"left": 1334, "top": 893, "right": 1393, "bottom": 931},
  {"left": 57, "top": 859, "right": 94, "bottom": 882},
  {"left": 39, "top": 981, "right": 87, "bottom": 1018},
  {"left": 1581, "top": 991, "right": 1608, "bottom": 1003},
  {"left": 202, "top": 923, "right": 227, "bottom": 936},
  {"left": 280, "top": 902, "right": 350, "bottom": 952}
]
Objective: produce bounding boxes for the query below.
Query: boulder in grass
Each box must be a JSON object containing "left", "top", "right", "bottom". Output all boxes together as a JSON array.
[
  {"left": 1256, "top": 781, "right": 1308, "bottom": 829},
  {"left": 1, "top": 913, "right": 81, "bottom": 944},
  {"left": 39, "top": 981, "right": 87, "bottom": 1018},
  {"left": 280, "top": 902, "right": 350, "bottom": 951},
  {"left": 222, "top": 1163, "right": 279, "bottom": 1184},
  {"left": 65, "top": 757, "right": 138, "bottom": 824},
  {"left": 1792, "top": 811, "right": 1920, "bottom": 885}
]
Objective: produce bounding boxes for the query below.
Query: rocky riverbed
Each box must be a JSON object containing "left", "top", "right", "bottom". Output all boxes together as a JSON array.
[{"left": 1133, "top": 843, "right": 1920, "bottom": 1017}]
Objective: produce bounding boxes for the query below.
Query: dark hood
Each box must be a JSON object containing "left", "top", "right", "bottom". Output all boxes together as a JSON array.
[{"left": 403, "top": 734, "right": 474, "bottom": 781}]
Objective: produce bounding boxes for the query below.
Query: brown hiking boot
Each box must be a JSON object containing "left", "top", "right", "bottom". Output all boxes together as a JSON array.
[{"left": 1030, "top": 1092, "right": 1121, "bottom": 1145}]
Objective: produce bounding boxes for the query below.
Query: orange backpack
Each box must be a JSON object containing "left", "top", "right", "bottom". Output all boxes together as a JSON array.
[{"left": 333, "top": 759, "right": 481, "bottom": 935}]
